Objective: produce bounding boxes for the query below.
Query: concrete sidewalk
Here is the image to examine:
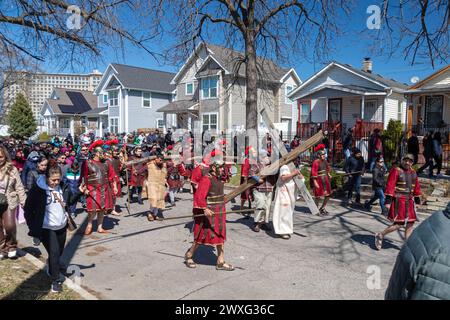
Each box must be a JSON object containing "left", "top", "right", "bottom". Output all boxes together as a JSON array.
[{"left": 16, "top": 191, "right": 414, "bottom": 300}]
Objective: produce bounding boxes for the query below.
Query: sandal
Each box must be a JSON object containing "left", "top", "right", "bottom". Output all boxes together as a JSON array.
[
  {"left": 97, "top": 229, "right": 110, "bottom": 234},
  {"left": 184, "top": 252, "right": 197, "bottom": 268},
  {"left": 216, "top": 262, "right": 235, "bottom": 271},
  {"left": 147, "top": 214, "right": 155, "bottom": 221},
  {"left": 280, "top": 234, "right": 291, "bottom": 240},
  {"left": 375, "top": 233, "right": 383, "bottom": 250}
]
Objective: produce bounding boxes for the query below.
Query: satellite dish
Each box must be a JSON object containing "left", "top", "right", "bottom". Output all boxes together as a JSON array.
[{"left": 410, "top": 76, "right": 420, "bottom": 84}]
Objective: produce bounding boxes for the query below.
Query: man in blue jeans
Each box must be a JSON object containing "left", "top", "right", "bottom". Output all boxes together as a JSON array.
[
  {"left": 364, "top": 156, "right": 388, "bottom": 215},
  {"left": 344, "top": 148, "right": 365, "bottom": 205}
]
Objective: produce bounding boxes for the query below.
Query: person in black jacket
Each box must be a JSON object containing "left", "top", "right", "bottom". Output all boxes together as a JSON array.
[
  {"left": 344, "top": 147, "right": 365, "bottom": 205},
  {"left": 24, "top": 163, "right": 86, "bottom": 293},
  {"left": 364, "top": 157, "right": 387, "bottom": 215},
  {"left": 417, "top": 131, "right": 434, "bottom": 177},
  {"left": 342, "top": 128, "right": 353, "bottom": 160},
  {"left": 407, "top": 132, "right": 419, "bottom": 165},
  {"left": 385, "top": 203, "right": 450, "bottom": 300}
]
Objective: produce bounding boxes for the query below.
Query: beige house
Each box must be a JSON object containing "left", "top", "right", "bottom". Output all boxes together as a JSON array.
[
  {"left": 158, "top": 43, "right": 301, "bottom": 137},
  {"left": 406, "top": 65, "right": 450, "bottom": 138}
]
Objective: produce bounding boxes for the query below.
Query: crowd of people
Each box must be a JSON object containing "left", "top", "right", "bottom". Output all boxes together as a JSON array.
[{"left": 0, "top": 125, "right": 448, "bottom": 299}]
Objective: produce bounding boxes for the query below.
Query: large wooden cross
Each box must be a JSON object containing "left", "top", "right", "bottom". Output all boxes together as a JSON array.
[
  {"left": 260, "top": 108, "right": 320, "bottom": 215},
  {"left": 224, "top": 129, "right": 324, "bottom": 203}
]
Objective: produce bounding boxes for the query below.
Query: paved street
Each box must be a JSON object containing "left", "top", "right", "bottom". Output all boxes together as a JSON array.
[{"left": 16, "top": 189, "right": 425, "bottom": 300}]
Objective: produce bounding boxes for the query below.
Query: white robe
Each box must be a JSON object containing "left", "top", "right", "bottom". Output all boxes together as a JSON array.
[{"left": 272, "top": 165, "right": 297, "bottom": 235}]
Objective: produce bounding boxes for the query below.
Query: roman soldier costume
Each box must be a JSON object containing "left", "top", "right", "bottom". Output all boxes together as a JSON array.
[
  {"left": 192, "top": 164, "right": 227, "bottom": 246},
  {"left": 166, "top": 159, "right": 183, "bottom": 191},
  {"left": 82, "top": 140, "right": 117, "bottom": 212},
  {"left": 128, "top": 151, "right": 147, "bottom": 188},
  {"left": 385, "top": 164, "right": 421, "bottom": 224},
  {"left": 105, "top": 140, "right": 122, "bottom": 198},
  {"left": 310, "top": 144, "right": 331, "bottom": 198}
]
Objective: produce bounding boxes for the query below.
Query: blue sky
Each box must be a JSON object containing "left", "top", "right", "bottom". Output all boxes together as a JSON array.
[{"left": 42, "top": 0, "right": 447, "bottom": 85}]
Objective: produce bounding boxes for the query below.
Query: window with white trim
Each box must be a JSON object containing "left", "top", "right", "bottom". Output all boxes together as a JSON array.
[
  {"left": 110, "top": 117, "right": 119, "bottom": 134},
  {"left": 156, "top": 119, "right": 164, "bottom": 129},
  {"left": 364, "top": 100, "right": 378, "bottom": 121},
  {"left": 142, "top": 92, "right": 151, "bottom": 108},
  {"left": 186, "top": 82, "right": 194, "bottom": 95},
  {"left": 285, "top": 85, "right": 295, "bottom": 104},
  {"left": 108, "top": 91, "right": 118, "bottom": 107},
  {"left": 201, "top": 77, "right": 218, "bottom": 99},
  {"left": 103, "top": 94, "right": 108, "bottom": 104},
  {"left": 202, "top": 113, "right": 218, "bottom": 132}
]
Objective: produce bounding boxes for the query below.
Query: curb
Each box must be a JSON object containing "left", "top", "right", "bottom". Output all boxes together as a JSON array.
[{"left": 18, "top": 248, "right": 98, "bottom": 300}]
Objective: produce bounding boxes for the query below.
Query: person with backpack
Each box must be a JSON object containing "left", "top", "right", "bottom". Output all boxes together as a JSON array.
[
  {"left": 25, "top": 156, "right": 48, "bottom": 191},
  {"left": 63, "top": 161, "right": 81, "bottom": 218}
]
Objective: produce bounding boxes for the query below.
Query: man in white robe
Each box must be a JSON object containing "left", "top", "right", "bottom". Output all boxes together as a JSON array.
[{"left": 272, "top": 165, "right": 303, "bottom": 239}]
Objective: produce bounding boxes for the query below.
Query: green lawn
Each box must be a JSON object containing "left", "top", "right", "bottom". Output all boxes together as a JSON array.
[{"left": 0, "top": 257, "right": 81, "bottom": 300}]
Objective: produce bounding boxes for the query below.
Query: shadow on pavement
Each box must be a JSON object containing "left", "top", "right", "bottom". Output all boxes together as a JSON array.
[{"left": 351, "top": 234, "right": 402, "bottom": 251}]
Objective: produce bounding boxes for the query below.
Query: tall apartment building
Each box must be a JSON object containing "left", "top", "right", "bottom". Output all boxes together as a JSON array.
[{"left": 1, "top": 70, "right": 102, "bottom": 121}]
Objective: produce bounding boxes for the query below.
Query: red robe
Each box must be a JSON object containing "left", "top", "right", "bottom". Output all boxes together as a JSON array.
[
  {"left": 82, "top": 159, "right": 117, "bottom": 212},
  {"left": 385, "top": 166, "right": 421, "bottom": 224},
  {"left": 311, "top": 158, "right": 331, "bottom": 197},
  {"left": 107, "top": 157, "right": 122, "bottom": 198},
  {"left": 190, "top": 165, "right": 205, "bottom": 194},
  {"left": 192, "top": 175, "right": 226, "bottom": 246}
]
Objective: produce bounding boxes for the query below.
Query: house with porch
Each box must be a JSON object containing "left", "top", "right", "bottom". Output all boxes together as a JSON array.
[
  {"left": 94, "top": 63, "right": 176, "bottom": 134},
  {"left": 287, "top": 59, "right": 408, "bottom": 161},
  {"left": 157, "top": 43, "right": 302, "bottom": 138},
  {"left": 406, "top": 65, "right": 450, "bottom": 140},
  {"left": 288, "top": 59, "right": 409, "bottom": 134},
  {"left": 40, "top": 88, "right": 108, "bottom": 137}
]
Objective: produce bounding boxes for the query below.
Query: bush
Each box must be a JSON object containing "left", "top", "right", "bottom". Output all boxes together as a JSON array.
[{"left": 381, "top": 119, "right": 403, "bottom": 166}]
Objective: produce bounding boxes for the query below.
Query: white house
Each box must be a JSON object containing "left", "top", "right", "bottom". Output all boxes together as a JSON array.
[{"left": 288, "top": 59, "right": 409, "bottom": 137}]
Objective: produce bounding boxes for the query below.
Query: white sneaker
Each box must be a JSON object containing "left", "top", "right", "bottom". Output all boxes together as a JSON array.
[
  {"left": 0, "top": 252, "right": 5, "bottom": 260},
  {"left": 7, "top": 250, "right": 17, "bottom": 258}
]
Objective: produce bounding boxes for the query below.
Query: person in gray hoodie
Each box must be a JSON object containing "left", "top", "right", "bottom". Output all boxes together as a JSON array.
[{"left": 24, "top": 163, "right": 86, "bottom": 293}]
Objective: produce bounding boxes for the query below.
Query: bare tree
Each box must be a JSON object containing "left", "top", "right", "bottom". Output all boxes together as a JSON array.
[
  {"left": 157, "top": 0, "right": 351, "bottom": 134},
  {"left": 0, "top": 0, "right": 162, "bottom": 122},
  {"left": 374, "top": 0, "right": 449, "bottom": 68}
]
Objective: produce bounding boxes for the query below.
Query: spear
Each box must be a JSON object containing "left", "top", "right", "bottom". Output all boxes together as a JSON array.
[{"left": 157, "top": 208, "right": 256, "bottom": 221}]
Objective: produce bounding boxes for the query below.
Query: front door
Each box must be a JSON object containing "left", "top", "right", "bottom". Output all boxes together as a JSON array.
[
  {"left": 328, "top": 98, "right": 342, "bottom": 124},
  {"left": 425, "top": 95, "right": 443, "bottom": 128}
]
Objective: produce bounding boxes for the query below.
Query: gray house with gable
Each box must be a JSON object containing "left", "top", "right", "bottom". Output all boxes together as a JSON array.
[
  {"left": 94, "top": 63, "right": 176, "bottom": 134},
  {"left": 158, "top": 43, "right": 302, "bottom": 136}
]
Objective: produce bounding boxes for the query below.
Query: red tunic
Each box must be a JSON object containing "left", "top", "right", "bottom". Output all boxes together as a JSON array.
[
  {"left": 311, "top": 159, "right": 331, "bottom": 197},
  {"left": 166, "top": 160, "right": 183, "bottom": 189},
  {"left": 128, "top": 156, "right": 147, "bottom": 187},
  {"left": 82, "top": 159, "right": 116, "bottom": 212},
  {"left": 192, "top": 175, "right": 226, "bottom": 246},
  {"left": 385, "top": 166, "right": 421, "bottom": 224},
  {"left": 107, "top": 157, "right": 122, "bottom": 198}
]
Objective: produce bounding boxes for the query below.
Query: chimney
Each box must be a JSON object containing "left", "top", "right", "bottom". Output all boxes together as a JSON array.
[{"left": 362, "top": 57, "right": 372, "bottom": 73}]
